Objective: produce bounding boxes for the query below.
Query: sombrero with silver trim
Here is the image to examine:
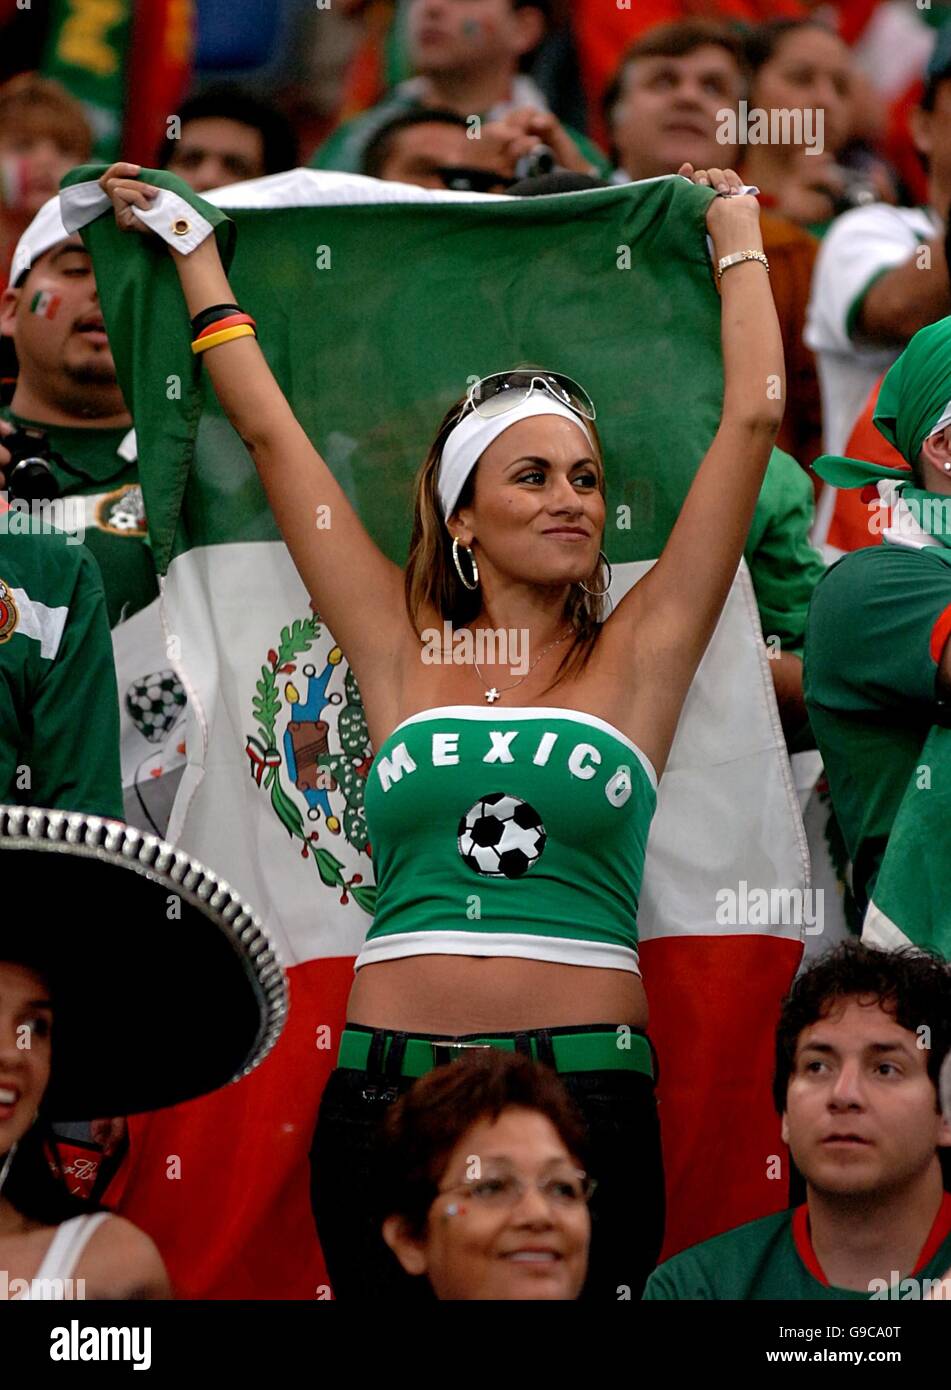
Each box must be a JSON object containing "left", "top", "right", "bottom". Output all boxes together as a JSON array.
[{"left": 0, "top": 806, "right": 287, "bottom": 1119}]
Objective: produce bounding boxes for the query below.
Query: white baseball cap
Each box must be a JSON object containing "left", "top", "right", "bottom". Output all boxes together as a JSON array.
[{"left": 9, "top": 194, "right": 73, "bottom": 288}]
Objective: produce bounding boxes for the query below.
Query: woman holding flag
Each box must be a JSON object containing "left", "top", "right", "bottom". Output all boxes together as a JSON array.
[{"left": 99, "top": 157, "right": 783, "bottom": 1300}]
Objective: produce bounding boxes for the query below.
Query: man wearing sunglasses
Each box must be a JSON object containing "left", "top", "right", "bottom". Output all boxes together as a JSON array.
[{"left": 361, "top": 105, "right": 599, "bottom": 192}]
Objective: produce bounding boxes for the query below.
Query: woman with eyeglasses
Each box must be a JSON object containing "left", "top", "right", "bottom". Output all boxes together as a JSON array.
[
  {"left": 98, "top": 157, "right": 784, "bottom": 1301},
  {"left": 379, "top": 1049, "right": 593, "bottom": 1301}
]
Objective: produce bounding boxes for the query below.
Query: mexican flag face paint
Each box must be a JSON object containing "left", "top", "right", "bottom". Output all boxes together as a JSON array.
[{"left": 29, "top": 290, "right": 61, "bottom": 320}]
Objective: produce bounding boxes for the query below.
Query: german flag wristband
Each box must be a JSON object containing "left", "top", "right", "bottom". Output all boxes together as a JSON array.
[
  {"left": 190, "top": 302, "right": 241, "bottom": 336},
  {"left": 191, "top": 323, "right": 256, "bottom": 354},
  {"left": 195, "top": 311, "right": 256, "bottom": 338}
]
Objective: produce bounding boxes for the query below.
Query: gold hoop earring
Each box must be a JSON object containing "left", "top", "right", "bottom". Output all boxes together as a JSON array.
[
  {"left": 580, "top": 550, "right": 612, "bottom": 597},
  {"left": 452, "top": 537, "right": 480, "bottom": 592}
]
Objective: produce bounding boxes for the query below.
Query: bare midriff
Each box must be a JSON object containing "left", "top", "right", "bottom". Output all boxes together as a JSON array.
[{"left": 347, "top": 955, "right": 649, "bottom": 1035}]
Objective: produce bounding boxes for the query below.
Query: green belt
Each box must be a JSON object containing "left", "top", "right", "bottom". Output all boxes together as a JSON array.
[{"left": 337, "top": 1027, "right": 654, "bottom": 1080}]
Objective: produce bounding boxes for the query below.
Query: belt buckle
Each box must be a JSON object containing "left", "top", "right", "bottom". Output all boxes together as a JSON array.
[{"left": 431, "top": 1039, "right": 494, "bottom": 1068}]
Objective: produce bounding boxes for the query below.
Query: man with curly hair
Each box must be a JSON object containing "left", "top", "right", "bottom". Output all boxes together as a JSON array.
[{"left": 645, "top": 941, "right": 951, "bottom": 1299}]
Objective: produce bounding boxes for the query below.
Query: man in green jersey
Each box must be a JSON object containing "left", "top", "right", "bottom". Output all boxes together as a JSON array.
[
  {"left": 644, "top": 941, "right": 951, "bottom": 1300},
  {"left": 803, "top": 316, "right": 951, "bottom": 929},
  {"left": 310, "top": 0, "right": 610, "bottom": 179},
  {"left": 0, "top": 196, "right": 158, "bottom": 629},
  {"left": 0, "top": 496, "right": 123, "bottom": 818}
]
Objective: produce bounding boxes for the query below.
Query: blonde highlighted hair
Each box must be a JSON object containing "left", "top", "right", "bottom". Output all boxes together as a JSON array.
[{"left": 403, "top": 381, "right": 611, "bottom": 687}]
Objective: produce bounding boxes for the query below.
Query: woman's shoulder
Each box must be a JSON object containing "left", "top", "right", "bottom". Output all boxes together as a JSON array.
[{"left": 75, "top": 1212, "right": 172, "bottom": 1299}]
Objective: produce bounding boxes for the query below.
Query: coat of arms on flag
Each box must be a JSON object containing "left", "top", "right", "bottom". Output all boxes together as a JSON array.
[{"left": 246, "top": 612, "right": 376, "bottom": 912}]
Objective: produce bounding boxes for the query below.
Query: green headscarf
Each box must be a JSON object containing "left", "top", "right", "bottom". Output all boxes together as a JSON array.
[{"left": 812, "top": 316, "right": 951, "bottom": 491}]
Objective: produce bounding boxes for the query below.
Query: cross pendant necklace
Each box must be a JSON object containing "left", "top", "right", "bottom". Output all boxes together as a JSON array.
[{"left": 472, "top": 629, "right": 572, "bottom": 704}]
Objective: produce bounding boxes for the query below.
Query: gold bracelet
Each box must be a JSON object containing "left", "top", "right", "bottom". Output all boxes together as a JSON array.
[
  {"left": 191, "top": 323, "right": 256, "bottom": 355},
  {"left": 717, "top": 249, "right": 769, "bottom": 280}
]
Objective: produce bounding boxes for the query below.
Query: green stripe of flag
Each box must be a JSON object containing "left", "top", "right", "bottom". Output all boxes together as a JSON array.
[{"left": 65, "top": 167, "right": 723, "bottom": 576}]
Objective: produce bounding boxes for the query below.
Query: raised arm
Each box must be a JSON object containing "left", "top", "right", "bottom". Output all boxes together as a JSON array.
[
  {"left": 858, "top": 235, "right": 951, "bottom": 345},
  {"left": 98, "top": 164, "right": 406, "bottom": 688},
  {"left": 610, "top": 167, "right": 784, "bottom": 758}
]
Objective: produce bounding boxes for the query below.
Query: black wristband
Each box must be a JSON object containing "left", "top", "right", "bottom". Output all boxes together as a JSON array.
[{"left": 190, "top": 303, "right": 241, "bottom": 337}]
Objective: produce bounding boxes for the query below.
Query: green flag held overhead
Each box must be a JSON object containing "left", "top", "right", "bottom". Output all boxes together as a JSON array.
[{"left": 63, "top": 167, "right": 724, "bottom": 576}]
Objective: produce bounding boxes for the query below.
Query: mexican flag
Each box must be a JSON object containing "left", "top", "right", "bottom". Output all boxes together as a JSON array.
[{"left": 61, "top": 166, "right": 807, "bottom": 1296}]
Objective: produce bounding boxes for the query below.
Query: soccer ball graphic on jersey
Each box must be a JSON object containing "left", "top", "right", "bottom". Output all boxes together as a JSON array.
[
  {"left": 457, "top": 793, "right": 547, "bottom": 878},
  {"left": 126, "top": 669, "right": 186, "bottom": 744}
]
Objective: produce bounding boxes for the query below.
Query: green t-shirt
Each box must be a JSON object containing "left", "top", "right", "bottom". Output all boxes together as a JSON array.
[
  {"left": 644, "top": 1197, "right": 951, "bottom": 1300},
  {"left": 1, "top": 408, "right": 158, "bottom": 628},
  {"left": 746, "top": 446, "right": 826, "bottom": 660},
  {"left": 0, "top": 527, "right": 123, "bottom": 818},
  {"left": 803, "top": 539, "right": 951, "bottom": 909}
]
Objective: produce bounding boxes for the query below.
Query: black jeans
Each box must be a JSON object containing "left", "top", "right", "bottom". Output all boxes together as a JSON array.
[{"left": 309, "top": 1039, "right": 665, "bottom": 1302}]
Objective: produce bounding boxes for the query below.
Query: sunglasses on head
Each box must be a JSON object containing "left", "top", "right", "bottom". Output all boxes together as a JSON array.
[{"left": 461, "top": 370, "right": 597, "bottom": 424}]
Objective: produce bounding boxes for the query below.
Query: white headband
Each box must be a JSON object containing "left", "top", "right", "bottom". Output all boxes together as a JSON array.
[
  {"left": 438, "top": 396, "right": 596, "bottom": 518},
  {"left": 929, "top": 398, "right": 951, "bottom": 440},
  {"left": 10, "top": 195, "right": 71, "bottom": 287}
]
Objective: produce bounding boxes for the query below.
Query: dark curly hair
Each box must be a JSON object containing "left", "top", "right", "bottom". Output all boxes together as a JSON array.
[
  {"left": 362, "top": 107, "right": 469, "bottom": 178},
  {"left": 156, "top": 84, "right": 298, "bottom": 174},
  {"left": 773, "top": 941, "right": 951, "bottom": 1116},
  {"left": 378, "top": 1050, "right": 589, "bottom": 1238}
]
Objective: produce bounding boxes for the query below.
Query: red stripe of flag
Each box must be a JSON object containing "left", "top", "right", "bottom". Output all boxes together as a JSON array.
[
  {"left": 110, "top": 956, "right": 351, "bottom": 1299},
  {"left": 640, "top": 933, "right": 802, "bottom": 1260}
]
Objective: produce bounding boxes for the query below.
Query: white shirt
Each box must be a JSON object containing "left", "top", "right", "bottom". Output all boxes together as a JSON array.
[
  {"left": 805, "top": 203, "right": 943, "bottom": 457},
  {"left": 13, "top": 1212, "right": 111, "bottom": 1299}
]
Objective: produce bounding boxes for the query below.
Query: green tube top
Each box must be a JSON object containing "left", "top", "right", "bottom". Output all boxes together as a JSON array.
[{"left": 359, "top": 705, "right": 658, "bottom": 973}]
